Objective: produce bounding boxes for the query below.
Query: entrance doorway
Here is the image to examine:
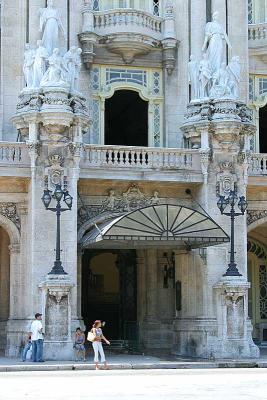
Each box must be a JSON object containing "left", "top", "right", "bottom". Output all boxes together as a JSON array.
[
  {"left": 0, "top": 226, "right": 10, "bottom": 355},
  {"left": 105, "top": 90, "right": 148, "bottom": 146},
  {"left": 259, "top": 105, "right": 267, "bottom": 153},
  {"left": 82, "top": 250, "right": 137, "bottom": 340}
]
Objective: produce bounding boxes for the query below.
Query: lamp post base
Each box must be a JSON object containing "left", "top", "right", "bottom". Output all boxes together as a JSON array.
[
  {"left": 48, "top": 260, "right": 68, "bottom": 275},
  {"left": 223, "top": 262, "right": 242, "bottom": 277}
]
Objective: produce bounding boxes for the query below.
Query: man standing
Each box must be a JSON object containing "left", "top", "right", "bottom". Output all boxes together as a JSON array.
[{"left": 30, "top": 313, "right": 44, "bottom": 362}]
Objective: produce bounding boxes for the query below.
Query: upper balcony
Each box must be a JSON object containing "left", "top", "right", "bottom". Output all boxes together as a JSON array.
[
  {"left": 248, "top": 22, "right": 267, "bottom": 62},
  {"left": 79, "top": 0, "right": 177, "bottom": 74},
  {"left": 80, "top": 145, "right": 202, "bottom": 182}
]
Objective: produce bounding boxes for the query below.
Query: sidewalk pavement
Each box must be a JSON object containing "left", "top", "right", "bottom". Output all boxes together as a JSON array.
[{"left": 1, "top": 349, "right": 267, "bottom": 372}]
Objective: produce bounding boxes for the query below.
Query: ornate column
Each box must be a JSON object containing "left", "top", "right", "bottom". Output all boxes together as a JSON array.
[
  {"left": 143, "top": 248, "right": 160, "bottom": 348},
  {"left": 11, "top": 38, "right": 91, "bottom": 361}
]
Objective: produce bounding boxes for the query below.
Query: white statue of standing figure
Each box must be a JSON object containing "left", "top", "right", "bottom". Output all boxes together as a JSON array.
[
  {"left": 23, "top": 44, "right": 35, "bottom": 89},
  {"left": 63, "top": 46, "right": 77, "bottom": 89},
  {"left": 74, "top": 48, "right": 82, "bottom": 92},
  {"left": 188, "top": 55, "right": 200, "bottom": 101},
  {"left": 64, "top": 47, "right": 82, "bottom": 92},
  {"left": 40, "top": 48, "right": 68, "bottom": 88},
  {"left": 227, "top": 56, "right": 241, "bottom": 99},
  {"left": 199, "top": 53, "right": 211, "bottom": 99},
  {"left": 39, "top": 0, "right": 65, "bottom": 56},
  {"left": 33, "top": 40, "right": 49, "bottom": 88},
  {"left": 202, "top": 11, "right": 232, "bottom": 75}
]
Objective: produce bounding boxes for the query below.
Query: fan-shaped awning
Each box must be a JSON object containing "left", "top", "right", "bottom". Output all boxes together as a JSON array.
[{"left": 81, "top": 204, "right": 229, "bottom": 249}]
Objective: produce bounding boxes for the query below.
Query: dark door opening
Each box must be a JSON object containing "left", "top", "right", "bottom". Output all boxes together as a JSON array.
[
  {"left": 259, "top": 105, "right": 267, "bottom": 153},
  {"left": 105, "top": 90, "right": 148, "bottom": 146},
  {"left": 82, "top": 249, "right": 137, "bottom": 341}
]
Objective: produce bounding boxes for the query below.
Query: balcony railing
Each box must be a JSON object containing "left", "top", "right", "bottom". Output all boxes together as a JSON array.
[
  {"left": 249, "top": 154, "right": 267, "bottom": 175},
  {"left": 94, "top": 9, "right": 162, "bottom": 39},
  {"left": 81, "top": 145, "right": 200, "bottom": 171},
  {"left": 0, "top": 142, "right": 30, "bottom": 167},
  {"left": 248, "top": 23, "right": 267, "bottom": 46}
]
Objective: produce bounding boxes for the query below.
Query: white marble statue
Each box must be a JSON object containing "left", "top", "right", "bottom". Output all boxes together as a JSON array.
[
  {"left": 23, "top": 44, "right": 35, "bottom": 89},
  {"left": 39, "top": 0, "right": 65, "bottom": 56},
  {"left": 188, "top": 55, "right": 200, "bottom": 101},
  {"left": 40, "top": 48, "right": 68, "bottom": 88},
  {"left": 199, "top": 53, "right": 211, "bottom": 99},
  {"left": 202, "top": 11, "right": 232, "bottom": 75},
  {"left": 33, "top": 40, "right": 49, "bottom": 88},
  {"left": 73, "top": 48, "right": 82, "bottom": 92},
  {"left": 63, "top": 46, "right": 76, "bottom": 85},
  {"left": 227, "top": 56, "right": 241, "bottom": 99},
  {"left": 210, "top": 62, "right": 231, "bottom": 98}
]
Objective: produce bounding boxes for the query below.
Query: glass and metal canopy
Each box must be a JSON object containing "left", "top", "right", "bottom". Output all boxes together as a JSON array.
[{"left": 81, "top": 204, "right": 229, "bottom": 249}]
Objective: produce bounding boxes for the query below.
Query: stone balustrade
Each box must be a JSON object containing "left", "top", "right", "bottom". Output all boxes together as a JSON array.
[
  {"left": 249, "top": 154, "right": 267, "bottom": 175},
  {"left": 93, "top": 9, "right": 162, "bottom": 38},
  {"left": 0, "top": 142, "right": 30, "bottom": 166},
  {"left": 248, "top": 23, "right": 267, "bottom": 46},
  {"left": 81, "top": 144, "right": 200, "bottom": 171}
]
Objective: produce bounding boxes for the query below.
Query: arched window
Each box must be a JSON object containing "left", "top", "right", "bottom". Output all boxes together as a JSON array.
[{"left": 105, "top": 90, "right": 148, "bottom": 147}]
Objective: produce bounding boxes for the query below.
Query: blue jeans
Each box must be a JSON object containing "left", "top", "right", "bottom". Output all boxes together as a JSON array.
[
  {"left": 32, "top": 339, "right": 44, "bottom": 362},
  {"left": 22, "top": 341, "right": 32, "bottom": 361}
]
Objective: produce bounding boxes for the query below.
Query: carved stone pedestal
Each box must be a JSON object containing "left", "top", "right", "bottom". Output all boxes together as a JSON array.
[
  {"left": 39, "top": 275, "right": 74, "bottom": 360},
  {"left": 213, "top": 276, "right": 259, "bottom": 359}
]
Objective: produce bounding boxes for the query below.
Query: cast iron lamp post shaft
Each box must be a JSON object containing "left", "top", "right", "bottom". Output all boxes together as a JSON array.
[
  {"left": 42, "top": 184, "right": 73, "bottom": 275},
  {"left": 217, "top": 190, "right": 248, "bottom": 277}
]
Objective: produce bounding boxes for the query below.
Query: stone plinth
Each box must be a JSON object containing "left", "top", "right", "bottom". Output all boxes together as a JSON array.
[
  {"left": 39, "top": 275, "right": 74, "bottom": 361},
  {"left": 213, "top": 276, "right": 259, "bottom": 359}
]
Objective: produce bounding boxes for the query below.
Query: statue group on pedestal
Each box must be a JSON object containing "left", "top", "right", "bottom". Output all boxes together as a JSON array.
[
  {"left": 188, "top": 11, "right": 241, "bottom": 101},
  {"left": 23, "top": 0, "right": 82, "bottom": 92}
]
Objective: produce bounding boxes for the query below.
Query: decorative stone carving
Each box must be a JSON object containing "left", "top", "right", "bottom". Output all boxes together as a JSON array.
[
  {"left": 200, "top": 150, "right": 211, "bottom": 184},
  {"left": 216, "top": 161, "right": 237, "bottom": 196},
  {"left": 0, "top": 203, "right": 20, "bottom": 230},
  {"left": 45, "top": 154, "right": 65, "bottom": 187},
  {"left": 247, "top": 239, "right": 267, "bottom": 259},
  {"left": 78, "top": 184, "right": 161, "bottom": 227},
  {"left": 39, "top": 0, "right": 65, "bottom": 56},
  {"left": 247, "top": 210, "right": 267, "bottom": 226}
]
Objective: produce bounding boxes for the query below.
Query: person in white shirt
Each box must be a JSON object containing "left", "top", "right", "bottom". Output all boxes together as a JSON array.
[{"left": 30, "top": 313, "right": 44, "bottom": 362}]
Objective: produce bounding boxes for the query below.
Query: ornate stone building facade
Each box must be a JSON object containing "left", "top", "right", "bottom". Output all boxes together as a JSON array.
[{"left": 0, "top": 0, "right": 266, "bottom": 360}]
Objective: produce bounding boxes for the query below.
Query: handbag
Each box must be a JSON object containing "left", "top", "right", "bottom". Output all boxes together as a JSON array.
[{"left": 87, "top": 331, "right": 96, "bottom": 342}]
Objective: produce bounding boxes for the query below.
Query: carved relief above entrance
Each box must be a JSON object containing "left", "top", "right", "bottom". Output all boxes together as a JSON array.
[{"left": 78, "top": 183, "right": 160, "bottom": 227}]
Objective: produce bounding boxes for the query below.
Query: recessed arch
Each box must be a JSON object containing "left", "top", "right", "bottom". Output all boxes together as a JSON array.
[
  {"left": 105, "top": 89, "right": 148, "bottom": 147},
  {"left": 0, "top": 214, "right": 20, "bottom": 246}
]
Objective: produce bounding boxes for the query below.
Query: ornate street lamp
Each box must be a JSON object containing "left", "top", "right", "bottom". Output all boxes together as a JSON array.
[
  {"left": 42, "top": 184, "right": 73, "bottom": 275},
  {"left": 217, "top": 190, "right": 248, "bottom": 277}
]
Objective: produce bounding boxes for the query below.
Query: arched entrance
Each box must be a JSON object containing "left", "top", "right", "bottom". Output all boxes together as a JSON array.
[
  {"left": 105, "top": 90, "right": 148, "bottom": 146},
  {"left": 82, "top": 250, "right": 137, "bottom": 341},
  {"left": 0, "top": 226, "right": 10, "bottom": 355}
]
